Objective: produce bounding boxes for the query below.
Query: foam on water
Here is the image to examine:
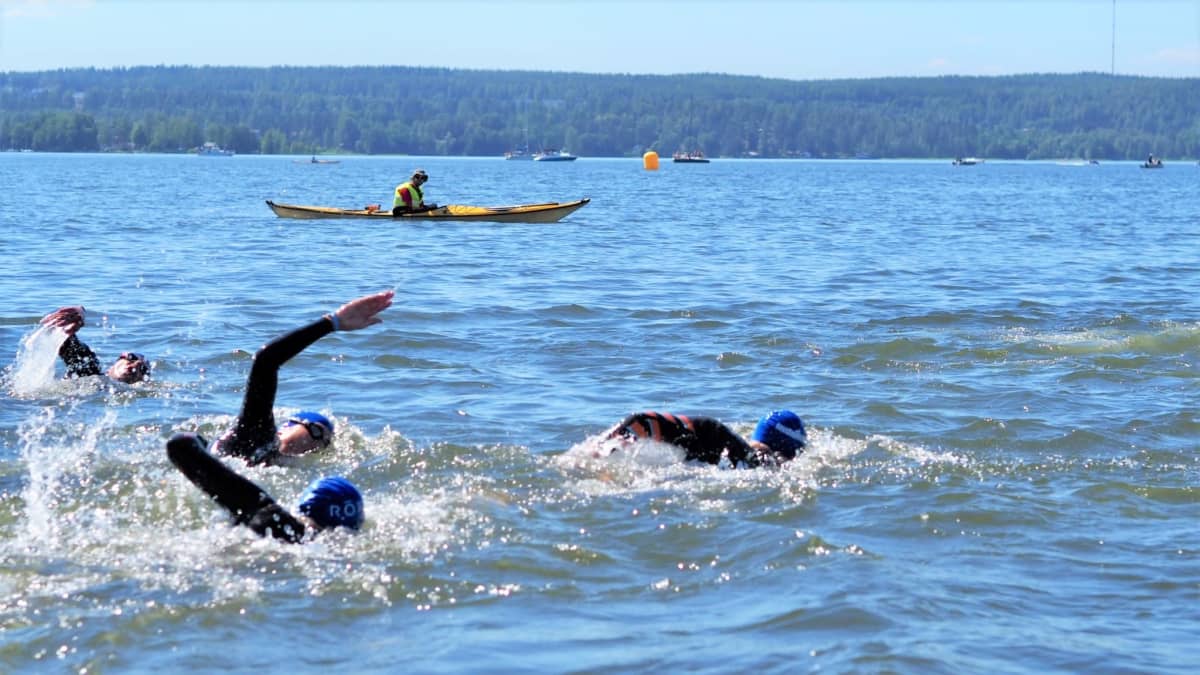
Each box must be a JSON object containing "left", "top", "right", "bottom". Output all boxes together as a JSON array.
[{"left": 0, "top": 413, "right": 487, "bottom": 617}]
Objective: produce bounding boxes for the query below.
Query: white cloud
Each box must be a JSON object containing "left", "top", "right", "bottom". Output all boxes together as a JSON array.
[{"left": 1151, "top": 46, "right": 1200, "bottom": 66}]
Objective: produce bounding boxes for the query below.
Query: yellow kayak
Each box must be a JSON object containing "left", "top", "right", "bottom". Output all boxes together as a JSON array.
[{"left": 266, "top": 198, "right": 589, "bottom": 223}]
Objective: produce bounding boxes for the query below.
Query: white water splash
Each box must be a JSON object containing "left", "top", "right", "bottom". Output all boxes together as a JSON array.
[
  {"left": 18, "top": 406, "right": 117, "bottom": 549},
  {"left": 9, "top": 325, "right": 69, "bottom": 395}
]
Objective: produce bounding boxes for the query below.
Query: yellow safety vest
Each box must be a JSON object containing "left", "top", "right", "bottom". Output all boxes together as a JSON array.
[{"left": 393, "top": 181, "right": 424, "bottom": 209}]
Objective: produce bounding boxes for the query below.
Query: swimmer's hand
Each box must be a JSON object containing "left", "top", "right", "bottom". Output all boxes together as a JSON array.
[
  {"left": 333, "top": 290, "right": 395, "bottom": 331},
  {"left": 41, "top": 306, "right": 86, "bottom": 336}
]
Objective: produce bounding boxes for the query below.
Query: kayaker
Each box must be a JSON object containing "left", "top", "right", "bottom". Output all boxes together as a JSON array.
[
  {"left": 40, "top": 305, "right": 150, "bottom": 383},
  {"left": 206, "top": 290, "right": 395, "bottom": 467},
  {"left": 597, "top": 409, "right": 807, "bottom": 468},
  {"left": 392, "top": 168, "right": 437, "bottom": 215},
  {"left": 167, "top": 431, "right": 364, "bottom": 544}
]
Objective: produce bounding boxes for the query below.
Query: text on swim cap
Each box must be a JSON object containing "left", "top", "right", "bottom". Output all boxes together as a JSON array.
[{"left": 328, "top": 501, "right": 359, "bottom": 520}]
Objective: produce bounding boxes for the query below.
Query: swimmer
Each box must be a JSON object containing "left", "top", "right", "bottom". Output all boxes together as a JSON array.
[
  {"left": 167, "top": 432, "right": 363, "bottom": 543},
  {"left": 40, "top": 305, "right": 150, "bottom": 383},
  {"left": 600, "top": 409, "right": 807, "bottom": 468},
  {"left": 209, "top": 290, "right": 394, "bottom": 466}
]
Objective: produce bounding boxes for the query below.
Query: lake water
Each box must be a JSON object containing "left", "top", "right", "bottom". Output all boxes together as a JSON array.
[{"left": 1, "top": 153, "right": 1197, "bottom": 673}]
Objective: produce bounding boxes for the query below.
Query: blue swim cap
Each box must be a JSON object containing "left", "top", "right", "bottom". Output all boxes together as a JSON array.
[
  {"left": 752, "top": 410, "right": 807, "bottom": 459},
  {"left": 297, "top": 476, "right": 364, "bottom": 530},
  {"left": 283, "top": 411, "right": 334, "bottom": 442}
]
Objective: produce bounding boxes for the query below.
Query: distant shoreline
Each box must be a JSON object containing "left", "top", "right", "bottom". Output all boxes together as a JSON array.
[{"left": 3, "top": 67, "right": 1195, "bottom": 160}]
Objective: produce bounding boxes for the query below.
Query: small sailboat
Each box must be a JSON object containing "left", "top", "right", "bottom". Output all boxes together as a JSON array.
[{"left": 505, "top": 147, "right": 533, "bottom": 160}]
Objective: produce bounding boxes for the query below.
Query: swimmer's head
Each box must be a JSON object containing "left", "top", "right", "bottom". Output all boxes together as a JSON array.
[
  {"left": 285, "top": 411, "right": 334, "bottom": 441},
  {"left": 298, "top": 476, "right": 364, "bottom": 530},
  {"left": 279, "top": 411, "right": 334, "bottom": 455},
  {"left": 752, "top": 410, "right": 806, "bottom": 460},
  {"left": 107, "top": 351, "right": 150, "bottom": 383}
]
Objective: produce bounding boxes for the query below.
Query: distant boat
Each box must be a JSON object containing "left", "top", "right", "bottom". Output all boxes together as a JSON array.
[
  {"left": 952, "top": 157, "right": 983, "bottom": 166},
  {"left": 533, "top": 149, "right": 577, "bottom": 162},
  {"left": 1141, "top": 155, "right": 1164, "bottom": 169},
  {"left": 504, "top": 147, "right": 533, "bottom": 160},
  {"left": 294, "top": 156, "right": 340, "bottom": 164},
  {"left": 197, "top": 142, "right": 233, "bottom": 157},
  {"left": 672, "top": 150, "right": 710, "bottom": 163},
  {"left": 506, "top": 126, "right": 534, "bottom": 160}
]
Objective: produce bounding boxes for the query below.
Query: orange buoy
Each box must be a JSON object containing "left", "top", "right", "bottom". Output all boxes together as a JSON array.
[{"left": 643, "top": 151, "right": 659, "bottom": 171}]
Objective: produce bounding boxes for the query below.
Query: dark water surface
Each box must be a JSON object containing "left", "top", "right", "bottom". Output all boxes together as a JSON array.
[{"left": 1, "top": 153, "right": 1197, "bottom": 673}]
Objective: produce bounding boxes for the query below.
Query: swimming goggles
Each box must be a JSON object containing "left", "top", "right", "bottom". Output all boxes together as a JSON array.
[{"left": 286, "top": 417, "right": 332, "bottom": 445}]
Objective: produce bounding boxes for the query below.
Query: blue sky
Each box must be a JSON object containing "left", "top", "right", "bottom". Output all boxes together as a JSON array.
[{"left": 1, "top": 0, "right": 1197, "bottom": 79}]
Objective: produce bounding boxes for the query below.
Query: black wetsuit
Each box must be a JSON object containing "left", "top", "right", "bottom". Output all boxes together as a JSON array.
[
  {"left": 58, "top": 335, "right": 103, "bottom": 378},
  {"left": 212, "top": 316, "right": 334, "bottom": 466},
  {"left": 167, "top": 432, "right": 307, "bottom": 543},
  {"left": 606, "top": 411, "right": 771, "bottom": 467}
]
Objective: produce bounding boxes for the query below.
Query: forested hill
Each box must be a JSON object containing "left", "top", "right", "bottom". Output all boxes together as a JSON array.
[{"left": 2, "top": 66, "right": 1197, "bottom": 159}]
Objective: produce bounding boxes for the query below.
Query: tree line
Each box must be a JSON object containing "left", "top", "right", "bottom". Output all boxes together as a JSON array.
[{"left": 1, "top": 66, "right": 1197, "bottom": 159}]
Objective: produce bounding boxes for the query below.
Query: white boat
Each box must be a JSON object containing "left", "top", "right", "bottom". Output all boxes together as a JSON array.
[
  {"left": 504, "top": 147, "right": 533, "bottom": 160},
  {"left": 533, "top": 149, "right": 577, "bottom": 162},
  {"left": 673, "top": 150, "right": 710, "bottom": 163},
  {"left": 198, "top": 142, "right": 233, "bottom": 157},
  {"left": 952, "top": 156, "right": 983, "bottom": 166}
]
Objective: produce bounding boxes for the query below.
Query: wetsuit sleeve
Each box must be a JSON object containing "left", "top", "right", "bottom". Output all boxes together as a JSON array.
[
  {"left": 166, "top": 433, "right": 307, "bottom": 544},
  {"left": 608, "top": 412, "right": 701, "bottom": 447},
  {"left": 58, "top": 334, "right": 103, "bottom": 378},
  {"left": 246, "top": 503, "right": 307, "bottom": 544},
  {"left": 606, "top": 413, "right": 763, "bottom": 467},
  {"left": 219, "top": 317, "right": 334, "bottom": 464},
  {"left": 606, "top": 413, "right": 649, "bottom": 440},
  {"left": 687, "top": 417, "right": 759, "bottom": 466}
]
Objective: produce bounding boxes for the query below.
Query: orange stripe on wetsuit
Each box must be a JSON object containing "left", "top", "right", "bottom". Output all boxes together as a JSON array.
[
  {"left": 606, "top": 411, "right": 760, "bottom": 467},
  {"left": 613, "top": 411, "right": 694, "bottom": 443}
]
